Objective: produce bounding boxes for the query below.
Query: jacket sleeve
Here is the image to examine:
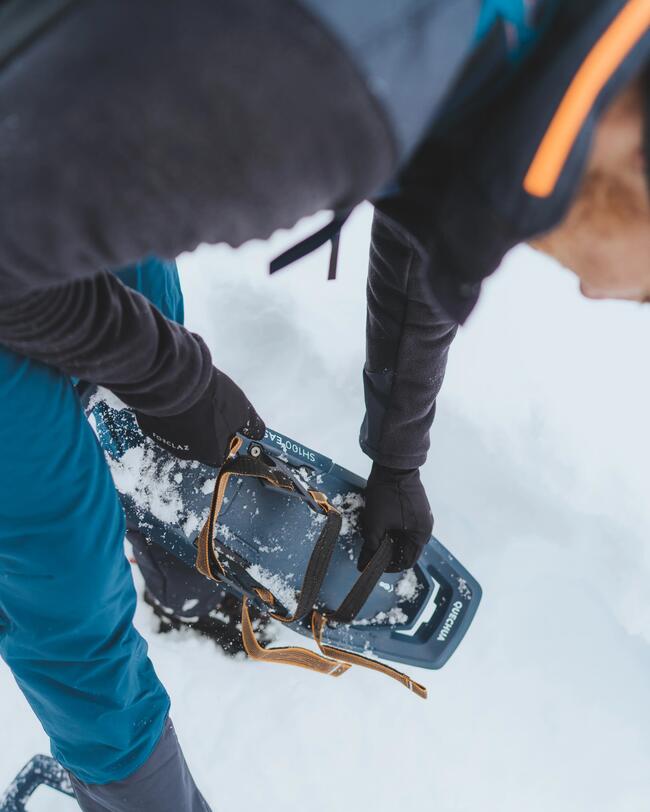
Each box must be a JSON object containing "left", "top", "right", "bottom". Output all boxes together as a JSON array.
[
  {"left": 360, "top": 208, "right": 457, "bottom": 470},
  {"left": 0, "top": 271, "right": 213, "bottom": 417}
]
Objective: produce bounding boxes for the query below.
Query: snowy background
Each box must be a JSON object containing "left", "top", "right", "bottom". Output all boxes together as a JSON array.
[{"left": 1, "top": 205, "right": 649, "bottom": 811}]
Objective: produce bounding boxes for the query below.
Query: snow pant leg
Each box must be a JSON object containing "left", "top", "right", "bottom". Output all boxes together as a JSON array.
[
  {"left": 0, "top": 346, "right": 171, "bottom": 784},
  {"left": 70, "top": 716, "right": 211, "bottom": 812}
]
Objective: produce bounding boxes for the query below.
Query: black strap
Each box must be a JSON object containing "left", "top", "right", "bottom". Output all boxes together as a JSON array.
[
  {"left": 327, "top": 231, "right": 341, "bottom": 280},
  {"left": 329, "top": 535, "right": 392, "bottom": 624},
  {"left": 278, "top": 508, "right": 341, "bottom": 622},
  {"left": 269, "top": 209, "right": 352, "bottom": 276}
]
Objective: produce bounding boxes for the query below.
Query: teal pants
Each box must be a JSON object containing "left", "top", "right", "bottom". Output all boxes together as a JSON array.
[{"left": 0, "top": 258, "right": 183, "bottom": 784}]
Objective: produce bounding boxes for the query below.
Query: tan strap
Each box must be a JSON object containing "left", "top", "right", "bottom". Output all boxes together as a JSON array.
[
  {"left": 241, "top": 598, "right": 350, "bottom": 677},
  {"left": 311, "top": 613, "right": 428, "bottom": 700},
  {"left": 241, "top": 598, "right": 427, "bottom": 699}
]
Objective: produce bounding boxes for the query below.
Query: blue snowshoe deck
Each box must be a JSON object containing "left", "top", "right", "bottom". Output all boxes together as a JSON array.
[{"left": 90, "top": 397, "right": 481, "bottom": 680}]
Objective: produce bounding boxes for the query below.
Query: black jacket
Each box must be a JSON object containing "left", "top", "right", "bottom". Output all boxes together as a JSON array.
[
  {"left": 361, "top": 1, "right": 649, "bottom": 466},
  {"left": 360, "top": 210, "right": 457, "bottom": 469},
  {"left": 0, "top": 0, "right": 395, "bottom": 416},
  {"left": 0, "top": 0, "right": 647, "bottom": 460}
]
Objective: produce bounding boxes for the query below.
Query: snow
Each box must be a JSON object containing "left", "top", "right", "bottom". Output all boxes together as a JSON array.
[
  {"left": 105, "top": 440, "right": 211, "bottom": 539},
  {"left": 352, "top": 606, "right": 409, "bottom": 626},
  {"left": 330, "top": 490, "right": 364, "bottom": 536},
  {"left": 395, "top": 568, "right": 421, "bottom": 602},
  {"left": 107, "top": 444, "right": 185, "bottom": 526},
  {"left": 2, "top": 206, "right": 650, "bottom": 811},
  {"left": 245, "top": 564, "right": 298, "bottom": 615},
  {"left": 201, "top": 477, "right": 216, "bottom": 495}
]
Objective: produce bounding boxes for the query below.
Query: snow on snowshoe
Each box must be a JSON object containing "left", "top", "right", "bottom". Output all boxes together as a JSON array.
[{"left": 89, "top": 393, "right": 482, "bottom": 699}]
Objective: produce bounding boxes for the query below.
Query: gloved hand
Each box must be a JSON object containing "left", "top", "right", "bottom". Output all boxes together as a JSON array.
[
  {"left": 135, "top": 367, "right": 265, "bottom": 467},
  {"left": 359, "top": 463, "right": 433, "bottom": 573}
]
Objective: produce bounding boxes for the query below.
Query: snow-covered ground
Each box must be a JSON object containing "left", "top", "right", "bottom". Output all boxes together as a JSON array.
[{"left": 1, "top": 205, "right": 649, "bottom": 811}]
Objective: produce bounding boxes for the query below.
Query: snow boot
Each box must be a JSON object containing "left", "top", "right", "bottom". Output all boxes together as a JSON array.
[{"left": 143, "top": 589, "right": 274, "bottom": 656}]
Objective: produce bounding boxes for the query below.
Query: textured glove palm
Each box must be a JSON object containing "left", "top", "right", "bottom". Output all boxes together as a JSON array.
[
  {"left": 360, "top": 463, "right": 433, "bottom": 573},
  {"left": 135, "top": 367, "right": 265, "bottom": 468}
]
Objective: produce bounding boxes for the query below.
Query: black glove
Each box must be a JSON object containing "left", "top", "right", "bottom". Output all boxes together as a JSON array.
[
  {"left": 359, "top": 463, "right": 433, "bottom": 573},
  {"left": 135, "top": 367, "right": 265, "bottom": 467}
]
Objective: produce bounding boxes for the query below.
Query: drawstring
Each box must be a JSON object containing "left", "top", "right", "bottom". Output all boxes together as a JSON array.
[
  {"left": 269, "top": 208, "right": 352, "bottom": 280},
  {"left": 327, "top": 231, "right": 341, "bottom": 280}
]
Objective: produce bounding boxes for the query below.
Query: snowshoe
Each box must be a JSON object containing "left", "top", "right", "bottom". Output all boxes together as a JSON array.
[
  {"left": 89, "top": 393, "right": 482, "bottom": 699},
  {"left": 0, "top": 755, "right": 75, "bottom": 811}
]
